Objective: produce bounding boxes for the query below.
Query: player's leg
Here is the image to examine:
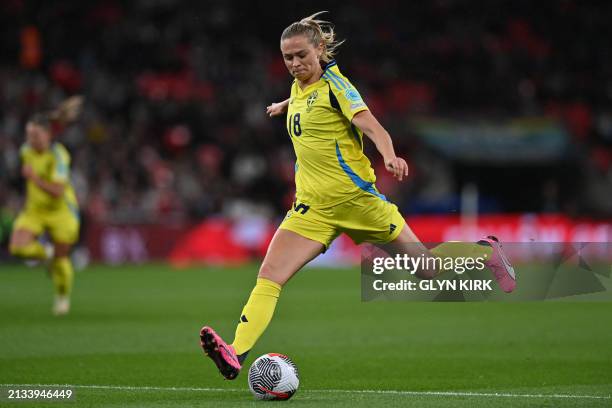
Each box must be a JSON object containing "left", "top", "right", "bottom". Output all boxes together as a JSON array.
[
  {"left": 201, "top": 204, "right": 335, "bottom": 379},
  {"left": 386, "top": 228, "right": 515, "bottom": 292},
  {"left": 49, "top": 242, "right": 74, "bottom": 315},
  {"left": 47, "top": 210, "right": 80, "bottom": 315},
  {"left": 232, "top": 228, "right": 325, "bottom": 350},
  {"left": 200, "top": 228, "right": 325, "bottom": 379},
  {"left": 385, "top": 224, "right": 493, "bottom": 278},
  {"left": 9, "top": 212, "right": 48, "bottom": 260},
  {"left": 380, "top": 217, "right": 515, "bottom": 291}
]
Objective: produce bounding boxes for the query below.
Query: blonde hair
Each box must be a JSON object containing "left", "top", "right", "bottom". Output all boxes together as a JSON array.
[{"left": 281, "top": 11, "right": 344, "bottom": 63}]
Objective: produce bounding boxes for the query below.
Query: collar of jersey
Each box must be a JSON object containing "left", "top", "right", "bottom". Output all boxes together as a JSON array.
[
  {"left": 295, "top": 59, "right": 338, "bottom": 95},
  {"left": 322, "top": 59, "right": 337, "bottom": 71},
  {"left": 296, "top": 79, "right": 324, "bottom": 95}
]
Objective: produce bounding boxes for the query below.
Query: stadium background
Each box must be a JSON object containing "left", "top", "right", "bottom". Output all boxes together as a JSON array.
[
  {"left": 1, "top": 0, "right": 610, "bottom": 264},
  {"left": 0, "top": 1, "right": 611, "bottom": 407}
]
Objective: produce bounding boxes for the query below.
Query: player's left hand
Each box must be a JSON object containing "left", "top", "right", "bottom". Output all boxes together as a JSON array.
[
  {"left": 266, "top": 102, "right": 287, "bottom": 117},
  {"left": 384, "top": 157, "right": 409, "bottom": 181},
  {"left": 21, "top": 165, "right": 35, "bottom": 179}
]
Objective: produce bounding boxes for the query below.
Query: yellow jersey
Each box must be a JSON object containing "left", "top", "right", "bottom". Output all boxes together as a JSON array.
[
  {"left": 286, "top": 60, "right": 386, "bottom": 209},
  {"left": 20, "top": 142, "right": 78, "bottom": 215}
]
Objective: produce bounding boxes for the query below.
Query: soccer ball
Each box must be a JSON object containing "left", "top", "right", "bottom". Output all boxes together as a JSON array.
[{"left": 247, "top": 353, "right": 299, "bottom": 400}]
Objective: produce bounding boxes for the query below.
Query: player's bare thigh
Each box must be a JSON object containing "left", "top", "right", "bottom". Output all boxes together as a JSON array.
[
  {"left": 258, "top": 228, "right": 324, "bottom": 286},
  {"left": 377, "top": 223, "right": 438, "bottom": 279},
  {"left": 9, "top": 228, "right": 36, "bottom": 250},
  {"left": 53, "top": 242, "right": 72, "bottom": 258}
]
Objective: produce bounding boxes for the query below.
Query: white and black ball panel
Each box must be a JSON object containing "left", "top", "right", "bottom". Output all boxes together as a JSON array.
[
  {"left": 277, "top": 354, "right": 299, "bottom": 380},
  {"left": 247, "top": 353, "right": 299, "bottom": 400},
  {"left": 248, "top": 356, "right": 282, "bottom": 399}
]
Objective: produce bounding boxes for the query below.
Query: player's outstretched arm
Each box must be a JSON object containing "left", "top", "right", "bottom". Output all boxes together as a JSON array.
[
  {"left": 352, "top": 110, "right": 409, "bottom": 181},
  {"left": 266, "top": 99, "right": 290, "bottom": 117},
  {"left": 21, "top": 165, "right": 65, "bottom": 197},
  {"left": 50, "top": 95, "right": 84, "bottom": 124}
]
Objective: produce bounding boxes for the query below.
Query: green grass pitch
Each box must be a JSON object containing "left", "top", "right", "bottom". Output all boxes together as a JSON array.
[{"left": 0, "top": 263, "right": 611, "bottom": 407}]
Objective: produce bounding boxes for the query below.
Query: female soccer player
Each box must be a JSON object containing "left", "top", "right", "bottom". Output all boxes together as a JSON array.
[
  {"left": 200, "top": 13, "right": 515, "bottom": 379},
  {"left": 9, "top": 96, "right": 82, "bottom": 316}
]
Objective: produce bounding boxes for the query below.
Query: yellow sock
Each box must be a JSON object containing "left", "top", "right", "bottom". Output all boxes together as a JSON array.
[
  {"left": 430, "top": 242, "right": 493, "bottom": 275},
  {"left": 10, "top": 241, "right": 46, "bottom": 260},
  {"left": 231, "top": 278, "right": 282, "bottom": 355},
  {"left": 50, "top": 257, "right": 74, "bottom": 297}
]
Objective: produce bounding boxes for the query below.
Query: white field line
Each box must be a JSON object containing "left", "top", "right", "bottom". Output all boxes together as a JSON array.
[{"left": 1, "top": 383, "right": 610, "bottom": 400}]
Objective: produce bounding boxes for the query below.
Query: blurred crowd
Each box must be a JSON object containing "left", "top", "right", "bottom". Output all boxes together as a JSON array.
[{"left": 1, "top": 0, "right": 611, "bottom": 227}]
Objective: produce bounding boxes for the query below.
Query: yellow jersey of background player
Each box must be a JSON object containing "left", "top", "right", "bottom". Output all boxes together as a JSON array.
[
  {"left": 20, "top": 142, "right": 79, "bottom": 217},
  {"left": 10, "top": 105, "right": 83, "bottom": 316}
]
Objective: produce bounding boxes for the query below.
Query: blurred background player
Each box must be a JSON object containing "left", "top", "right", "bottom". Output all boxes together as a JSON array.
[{"left": 9, "top": 96, "right": 83, "bottom": 316}]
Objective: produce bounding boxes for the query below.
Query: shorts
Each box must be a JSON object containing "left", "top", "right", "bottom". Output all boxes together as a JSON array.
[
  {"left": 13, "top": 208, "right": 80, "bottom": 245},
  {"left": 279, "top": 192, "right": 405, "bottom": 248}
]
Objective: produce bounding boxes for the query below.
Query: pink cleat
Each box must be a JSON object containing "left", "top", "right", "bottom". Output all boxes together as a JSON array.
[
  {"left": 199, "top": 326, "right": 241, "bottom": 380},
  {"left": 480, "top": 236, "right": 516, "bottom": 293}
]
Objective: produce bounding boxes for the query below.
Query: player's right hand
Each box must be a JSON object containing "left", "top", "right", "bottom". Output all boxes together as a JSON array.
[
  {"left": 266, "top": 102, "right": 287, "bottom": 117},
  {"left": 384, "top": 157, "right": 409, "bottom": 181}
]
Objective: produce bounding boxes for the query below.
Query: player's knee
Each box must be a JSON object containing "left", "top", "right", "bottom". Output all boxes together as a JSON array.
[
  {"left": 257, "top": 263, "right": 286, "bottom": 286},
  {"left": 53, "top": 243, "right": 71, "bottom": 258},
  {"left": 9, "top": 230, "right": 33, "bottom": 252},
  {"left": 258, "top": 263, "right": 277, "bottom": 280}
]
